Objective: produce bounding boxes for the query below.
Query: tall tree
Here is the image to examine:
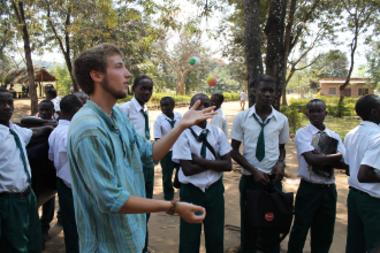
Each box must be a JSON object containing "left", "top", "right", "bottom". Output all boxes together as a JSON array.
[
  {"left": 337, "top": 0, "right": 379, "bottom": 117},
  {"left": 11, "top": 0, "right": 38, "bottom": 114}
]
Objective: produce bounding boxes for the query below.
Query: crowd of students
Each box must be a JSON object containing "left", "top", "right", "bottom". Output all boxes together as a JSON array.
[{"left": 0, "top": 43, "right": 379, "bottom": 253}]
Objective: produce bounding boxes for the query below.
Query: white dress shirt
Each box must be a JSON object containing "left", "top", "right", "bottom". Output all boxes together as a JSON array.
[
  {"left": 0, "top": 123, "right": 32, "bottom": 192},
  {"left": 296, "top": 123, "right": 345, "bottom": 184},
  {"left": 172, "top": 124, "right": 232, "bottom": 192},
  {"left": 153, "top": 112, "right": 182, "bottom": 139},
  {"left": 118, "top": 97, "right": 150, "bottom": 139},
  {"left": 48, "top": 119, "right": 72, "bottom": 188},
  {"left": 344, "top": 121, "right": 380, "bottom": 198},
  {"left": 231, "top": 105, "right": 289, "bottom": 175},
  {"left": 210, "top": 108, "right": 228, "bottom": 136}
]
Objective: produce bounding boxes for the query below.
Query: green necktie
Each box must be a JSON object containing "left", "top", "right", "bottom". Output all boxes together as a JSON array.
[
  {"left": 198, "top": 129, "right": 209, "bottom": 158},
  {"left": 166, "top": 118, "right": 176, "bottom": 128},
  {"left": 140, "top": 109, "right": 150, "bottom": 139},
  {"left": 9, "top": 128, "right": 31, "bottom": 183},
  {"left": 252, "top": 114, "right": 271, "bottom": 161}
]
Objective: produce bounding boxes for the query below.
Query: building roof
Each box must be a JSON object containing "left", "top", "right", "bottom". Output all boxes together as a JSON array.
[{"left": 319, "top": 77, "right": 370, "bottom": 85}]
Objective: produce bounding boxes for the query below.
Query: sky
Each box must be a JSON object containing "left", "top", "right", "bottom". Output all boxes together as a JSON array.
[{"left": 30, "top": 0, "right": 376, "bottom": 77}]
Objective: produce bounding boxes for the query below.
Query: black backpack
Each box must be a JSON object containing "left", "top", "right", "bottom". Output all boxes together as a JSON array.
[{"left": 246, "top": 183, "right": 294, "bottom": 245}]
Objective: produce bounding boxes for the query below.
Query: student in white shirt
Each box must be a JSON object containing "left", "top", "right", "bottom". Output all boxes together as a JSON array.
[
  {"left": 210, "top": 93, "right": 228, "bottom": 136},
  {"left": 344, "top": 94, "right": 380, "bottom": 253},
  {"left": 118, "top": 75, "right": 154, "bottom": 253},
  {"left": 154, "top": 96, "right": 182, "bottom": 200},
  {"left": 240, "top": 90, "right": 247, "bottom": 110},
  {"left": 0, "top": 88, "right": 42, "bottom": 252},
  {"left": 287, "top": 99, "right": 347, "bottom": 253},
  {"left": 231, "top": 75, "right": 289, "bottom": 253},
  {"left": 48, "top": 94, "right": 83, "bottom": 253},
  {"left": 172, "top": 93, "right": 232, "bottom": 253}
]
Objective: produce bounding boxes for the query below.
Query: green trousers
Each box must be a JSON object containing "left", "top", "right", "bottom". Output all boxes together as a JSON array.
[
  {"left": 0, "top": 189, "right": 42, "bottom": 253},
  {"left": 160, "top": 151, "right": 178, "bottom": 200},
  {"left": 346, "top": 187, "right": 380, "bottom": 253},
  {"left": 179, "top": 179, "right": 225, "bottom": 253},
  {"left": 143, "top": 163, "right": 154, "bottom": 253},
  {"left": 239, "top": 175, "right": 282, "bottom": 253},
  {"left": 287, "top": 180, "right": 337, "bottom": 253}
]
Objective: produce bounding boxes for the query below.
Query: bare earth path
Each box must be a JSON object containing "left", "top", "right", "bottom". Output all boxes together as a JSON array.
[{"left": 15, "top": 100, "right": 347, "bottom": 253}]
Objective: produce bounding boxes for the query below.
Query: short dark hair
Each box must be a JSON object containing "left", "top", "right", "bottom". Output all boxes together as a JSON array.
[
  {"left": 190, "top": 93, "right": 209, "bottom": 107},
  {"left": 160, "top": 96, "right": 175, "bottom": 105},
  {"left": 132, "top": 75, "right": 153, "bottom": 90},
  {"left": 250, "top": 74, "right": 276, "bottom": 89},
  {"left": 38, "top": 99, "right": 54, "bottom": 110},
  {"left": 355, "top": 94, "right": 380, "bottom": 120},
  {"left": 211, "top": 93, "right": 224, "bottom": 104},
  {"left": 45, "top": 87, "right": 57, "bottom": 98},
  {"left": 306, "top": 99, "right": 326, "bottom": 110},
  {"left": 74, "top": 43, "right": 123, "bottom": 95},
  {"left": 60, "top": 94, "right": 82, "bottom": 115}
]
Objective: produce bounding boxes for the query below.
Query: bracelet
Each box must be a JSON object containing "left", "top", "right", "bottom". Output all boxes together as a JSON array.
[{"left": 166, "top": 200, "right": 178, "bottom": 215}]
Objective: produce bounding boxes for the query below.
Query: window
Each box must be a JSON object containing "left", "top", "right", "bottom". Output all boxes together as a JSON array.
[
  {"left": 328, "top": 87, "right": 336, "bottom": 95},
  {"left": 358, "top": 88, "right": 369, "bottom": 96}
]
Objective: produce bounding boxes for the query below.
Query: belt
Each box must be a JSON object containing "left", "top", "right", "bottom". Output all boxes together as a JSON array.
[
  {"left": 301, "top": 179, "right": 335, "bottom": 189},
  {"left": 0, "top": 187, "right": 31, "bottom": 198}
]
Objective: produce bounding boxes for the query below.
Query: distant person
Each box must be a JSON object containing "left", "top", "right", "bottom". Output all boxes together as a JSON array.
[
  {"left": 287, "top": 99, "right": 347, "bottom": 253},
  {"left": 231, "top": 75, "right": 289, "bottom": 253},
  {"left": 0, "top": 87, "right": 42, "bottom": 252},
  {"left": 172, "top": 93, "right": 232, "bottom": 253},
  {"left": 48, "top": 95, "right": 83, "bottom": 253},
  {"left": 240, "top": 90, "right": 247, "bottom": 110},
  {"left": 45, "top": 87, "right": 60, "bottom": 119},
  {"left": 118, "top": 75, "right": 155, "bottom": 253},
  {"left": 344, "top": 94, "right": 380, "bottom": 253},
  {"left": 68, "top": 43, "right": 210, "bottom": 253},
  {"left": 36, "top": 99, "right": 57, "bottom": 245},
  {"left": 153, "top": 96, "right": 182, "bottom": 200},
  {"left": 210, "top": 93, "right": 228, "bottom": 136}
]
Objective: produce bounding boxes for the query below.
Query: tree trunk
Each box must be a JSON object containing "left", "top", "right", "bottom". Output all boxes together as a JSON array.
[
  {"left": 265, "top": 0, "right": 287, "bottom": 110},
  {"left": 12, "top": 0, "right": 38, "bottom": 114},
  {"left": 243, "top": 0, "right": 263, "bottom": 107},
  {"left": 281, "top": 0, "right": 296, "bottom": 106},
  {"left": 338, "top": 14, "right": 359, "bottom": 117},
  {"left": 176, "top": 72, "right": 185, "bottom": 95}
]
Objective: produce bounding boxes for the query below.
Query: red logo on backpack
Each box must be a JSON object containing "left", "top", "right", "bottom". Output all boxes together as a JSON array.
[{"left": 265, "top": 212, "right": 274, "bottom": 222}]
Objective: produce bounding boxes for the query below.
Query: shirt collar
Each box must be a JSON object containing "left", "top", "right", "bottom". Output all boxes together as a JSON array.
[
  {"left": 190, "top": 124, "right": 210, "bottom": 135},
  {"left": 131, "top": 97, "right": 146, "bottom": 112},
  {"left": 86, "top": 100, "right": 120, "bottom": 132},
  {"left": 360, "top": 120, "right": 380, "bottom": 129},
  {"left": 307, "top": 123, "right": 327, "bottom": 135},
  {"left": 58, "top": 119, "right": 71, "bottom": 126},
  {"left": 249, "top": 104, "right": 277, "bottom": 121}
]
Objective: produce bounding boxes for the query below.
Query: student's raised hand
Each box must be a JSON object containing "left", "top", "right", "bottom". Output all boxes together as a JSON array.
[
  {"left": 175, "top": 202, "right": 206, "bottom": 223},
  {"left": 180, "top": 100, "right": 216, "bottom": 128}
]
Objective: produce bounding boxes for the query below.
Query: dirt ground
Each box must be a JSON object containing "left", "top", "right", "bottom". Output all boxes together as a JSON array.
[{"left": 13, "top": 99, "right": 348, "bottom": 253}]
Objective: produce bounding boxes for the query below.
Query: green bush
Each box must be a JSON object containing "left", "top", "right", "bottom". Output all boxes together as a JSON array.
[{"left": 280, "top": 105, "right": 304, "bottom": 134}]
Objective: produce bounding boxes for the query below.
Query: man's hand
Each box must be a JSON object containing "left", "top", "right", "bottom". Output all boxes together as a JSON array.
[
  {"left": 272, "top": 161, "right": 285, "bottom": 182},
  {"left": 175, "top": 202, "right": 206, "bottom": 223},
  {"left": 179, "top": 100, "right": 216, "bottom": 128},
  {"left": 252, "top": 170, "right": 270, "bottom": 185}
]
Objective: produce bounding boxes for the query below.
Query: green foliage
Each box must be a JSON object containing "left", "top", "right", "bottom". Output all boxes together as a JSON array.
[
  {"left": 367, "top": 41, "right": 380, "bottom": 86},
  {"left": 280, "top": 105, "right": 303, "bottom": 134},
  {"left": 310, "top": 50, "right": 348, "bottom": 78},
  {"left": 49, "top": 64, "right": 71, "bottom": 96}
]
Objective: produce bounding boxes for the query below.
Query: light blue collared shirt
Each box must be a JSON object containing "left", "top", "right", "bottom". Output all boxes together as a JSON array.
[{"left": 68, "top": 100, "right": 153, "bottom": 253}]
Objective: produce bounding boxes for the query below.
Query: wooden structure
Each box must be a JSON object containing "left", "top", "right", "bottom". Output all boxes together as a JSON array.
[{"left": 319, "top": 77, "right": 373, "bottom": 97}]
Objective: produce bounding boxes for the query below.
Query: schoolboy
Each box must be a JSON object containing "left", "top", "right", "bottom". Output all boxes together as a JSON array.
[
  {"left": 210, "top": 93, "right": 228, "bottom": 136},
  {"left": 0, "top": 87, "right": 42, "bottom": 252},
  {"left": 231, "top": 75, "right": 289, "bottom": 253},
  {"left": 344, "top": 94, "right": 380, "bottom": 253},
  {"left": 172, "top": 93, "right": 232, "bottom": 253},
  {"left": 38, "top": 99, "right": 55, "bottom": 120},
  {"left": 118, "top": 75, "right": 155, "bottom": 252},
  {"left": 69, "top": 43, "right": 210, "bottom": 253},
  {"left": 287, "top": 99, "right": 347, "bottom": 253},
  {"left": 48, "top": 94, "right": 83, "bottom": 253},
  {"left": 154, "top": 96, "right": 182, "bottom": 200}
]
